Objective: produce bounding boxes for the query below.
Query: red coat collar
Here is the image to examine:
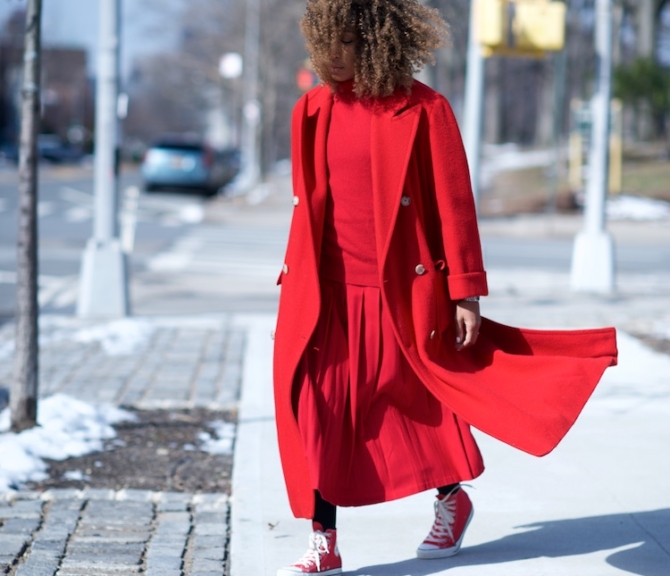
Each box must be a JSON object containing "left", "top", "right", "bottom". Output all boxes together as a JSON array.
[
  {"left": 304, "top": 83, "right": 413, "bottom": 118},
  {"left": 297, "top": 83, "right": 421, "bottom": 269}
]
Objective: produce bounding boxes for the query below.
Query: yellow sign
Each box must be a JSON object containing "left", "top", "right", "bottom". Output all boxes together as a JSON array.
[
  {"left": 568, "top": 99, "right": 623, "bottom": 195},
  {"left": 476, "top": 0, "right": 566, "bottom": 58}
]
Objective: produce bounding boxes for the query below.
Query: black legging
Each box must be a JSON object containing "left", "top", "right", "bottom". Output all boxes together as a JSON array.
[{"left": 313, "top": 484, "right": 459, "bottom": 531}]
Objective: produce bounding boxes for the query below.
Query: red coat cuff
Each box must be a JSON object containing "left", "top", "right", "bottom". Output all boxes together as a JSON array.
[{"left": 447, "top": 272, "right": 488, "bottom": 301}]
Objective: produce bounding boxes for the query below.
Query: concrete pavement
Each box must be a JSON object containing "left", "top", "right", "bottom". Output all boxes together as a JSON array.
[{"left": 230, "top": 269, "right": 670, "bottom": 575}]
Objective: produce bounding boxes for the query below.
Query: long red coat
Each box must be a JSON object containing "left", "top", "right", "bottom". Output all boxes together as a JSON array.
[{"left": 273, "top": 81, "right": 618, "bottom": 519}]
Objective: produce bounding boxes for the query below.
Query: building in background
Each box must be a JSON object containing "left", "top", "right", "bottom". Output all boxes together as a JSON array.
[{"left": 0, "top": 9, "right": 93, "bottom": 154}]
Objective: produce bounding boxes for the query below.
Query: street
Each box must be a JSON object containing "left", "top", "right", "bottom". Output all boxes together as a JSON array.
[
  {"left": 2, "top": 166, "right": 669, "bottom": 324},
  {"left": 0, "top": 166, "right": 294, "bottom": 320}
]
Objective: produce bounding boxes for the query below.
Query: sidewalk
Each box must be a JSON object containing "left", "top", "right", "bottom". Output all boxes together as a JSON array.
[
  {"left": 0, "top": 314, "right": 251, "bottom": 576},
  {"left": 230, "top": 272, "right": 670, "bottom": 575}
]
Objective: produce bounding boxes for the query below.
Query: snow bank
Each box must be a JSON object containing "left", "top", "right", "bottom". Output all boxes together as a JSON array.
[
  {"left": 653, "top": 320, "right": 670, "bottom": 341},
  {"left": 0, "top": 394, "right": 135, "bottom": 492},
  {"left": 69, "top": 318, "right": 155, "bottom": 356},
  {"left": 198, "top": 421, "right": 236, "bottom": 455},
  {"left": 0, "top": 339, "right": 13, "bottom": 362},
  {"left": 178, "top": 204, "right": 204, "bottom": 224},
  {"left": 607, "top": 195, "right": 670, "bottom": 221}
]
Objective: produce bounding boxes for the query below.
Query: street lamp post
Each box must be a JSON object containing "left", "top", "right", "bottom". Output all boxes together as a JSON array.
[
  {"left": 77, "top": 0, "right": 129, "bottom": 317},
  {"left": 570, "top": 0, "right": 615, "bottom": 293},
  {"left": 237, "top": 0, "right": 261, "bottom": 192},
  {"left": 219, "top": 52, "right": 243, "bottom": 147},
  {"left": 462, "top": 0, "right": 485, "bottom": 209}
]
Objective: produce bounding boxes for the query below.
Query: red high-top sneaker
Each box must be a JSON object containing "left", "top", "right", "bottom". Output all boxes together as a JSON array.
[
  {"left": 277, "top": 522, "right": 342, "bottom": 575},
  {"left": 416, "top": 486, "right": 474, "bottom": 559}
]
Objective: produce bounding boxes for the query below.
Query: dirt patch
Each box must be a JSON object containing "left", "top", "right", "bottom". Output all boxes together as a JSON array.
[
  {"left": 25, "top": 408, "right": 236, "bottom": 493},
  {"left": 480, "top": 166, "right": 577, "bottom": 218},
  {"left": 631, "top": 334, "right": 670, "bottom": 357}
]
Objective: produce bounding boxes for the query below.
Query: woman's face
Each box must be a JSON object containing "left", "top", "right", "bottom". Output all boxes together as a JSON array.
[{"left": 329, "top": 30, "right": 356, "bottom": 82}]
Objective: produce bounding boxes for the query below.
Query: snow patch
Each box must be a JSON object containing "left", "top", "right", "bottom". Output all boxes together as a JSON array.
[
  {"left": 69, "top": 319, "right": 155, "bottom": 356},
  {"left": 178, "top": 204, "right": 204, "bottom": 224},
  {"left": 653, "top": 320, "right": 670, "bottom": 340},
  {"left": 0, "top": 394, "right": 135, "bottom": 492},
  {"left": 0, "top": 339, "right": 13, "bottom": 362},
  {"left": 62, "top": 470, "right": 90, "bottom": 482},
  {"left": 198, "top": 421, "right": 235, "bottom": 455},
  {"left": 481, "top": 143, "right": 556, "bottom": 188},
  {"left": 607, "top": 195, "right": 670, "bottom": 221}
]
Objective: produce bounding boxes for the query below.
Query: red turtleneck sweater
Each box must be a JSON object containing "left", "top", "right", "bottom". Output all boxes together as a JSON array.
[{"left": 319, "top": 81, "right": 379, "bottom": 287}]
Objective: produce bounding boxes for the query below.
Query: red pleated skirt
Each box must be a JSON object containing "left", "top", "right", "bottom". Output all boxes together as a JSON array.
[{"left": 295, "top": 278, "right": 484, "bottom": 507}]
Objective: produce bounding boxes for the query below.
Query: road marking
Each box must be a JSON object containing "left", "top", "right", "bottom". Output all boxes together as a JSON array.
[
  {"left": 59, "top": 186, "right": 93, "bottom": 222},
  {"left": 0, "top": 270, "right": 78, "bottom": 309},
  {"left": 50, "top": 281, "right": 78, "bottom": 308},
  {"left": 38, "top": 201, "right": 55, "bottom": 217},
  {"left": 60, "top": 186, "right": 92, "bottom": 204},
  {"left": 65, "top": 206, "right": 92, "bottom": 222},
  {"left": 146, "top": 225, "right": 287, "bottom": 279}
]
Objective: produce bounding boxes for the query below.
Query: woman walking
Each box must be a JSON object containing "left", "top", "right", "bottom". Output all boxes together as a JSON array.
[{"left": 273, "top": 1, "right": 618, "bottom": 574}]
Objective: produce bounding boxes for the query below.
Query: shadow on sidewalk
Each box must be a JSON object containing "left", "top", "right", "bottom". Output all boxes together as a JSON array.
[{"left": 348, "top": 509, "right": 670, "bottom": 576}]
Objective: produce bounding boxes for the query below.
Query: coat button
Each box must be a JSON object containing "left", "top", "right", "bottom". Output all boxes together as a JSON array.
[
  {"left": 401, "top": 195, "right": 411, "bottom": 206},
  {"left": 430, "top": 330, "right": 437, "bottom": 340},
  {"left": 292, "top": 196, "right": 300, "bottom": 206},
  {"left": 283, "top": 263, "right": 289, "bottom": 274},
  {"left": 270, "top": 330, "right": 276, "bottom": 340},
  {"left": 415, "top": 264, "right": 426, "bottom": 275}
]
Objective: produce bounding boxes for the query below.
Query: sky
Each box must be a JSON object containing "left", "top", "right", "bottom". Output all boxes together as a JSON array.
[{"left": 0, "top": 0, "right": 179, "bottom": 78}]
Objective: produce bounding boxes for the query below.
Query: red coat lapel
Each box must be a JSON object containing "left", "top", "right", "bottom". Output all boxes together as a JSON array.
[
  {"left": 302, "top": 87, "right": 333, "bottom": 268},
  {"left": 371, "top": 103, "right": 421, "bottom": 269}
]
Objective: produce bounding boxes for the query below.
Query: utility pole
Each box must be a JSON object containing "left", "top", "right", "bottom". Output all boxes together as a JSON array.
[
  {"left": 78, "top": 0, "right": 129, "bottom": 318},
  {"left": 462, "top": 0, "right": 485, "bottom": 208},
  {"left": 237, "top": 0, "right": 261, "bottom": 192},
  {"left": 570, "top": 0, "right": 615, "bottom": 293},
  {"left": 12, "top": 0, "right": 42, "bottom": 432}
]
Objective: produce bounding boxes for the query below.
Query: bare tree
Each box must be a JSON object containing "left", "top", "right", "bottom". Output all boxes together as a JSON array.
[
  {"left": 132, "top": 0, "right": 670, "bottom": 167},
  {"left": 12, "top": 0, "right": 42, "bottom": 432},
  {"left": 129, "top": 0, "right": 306, "bottom": 171}
]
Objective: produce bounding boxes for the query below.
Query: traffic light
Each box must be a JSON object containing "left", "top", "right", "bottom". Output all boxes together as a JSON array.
[{"left": 476, "top": 0, "right": 567, "bottom": 58}]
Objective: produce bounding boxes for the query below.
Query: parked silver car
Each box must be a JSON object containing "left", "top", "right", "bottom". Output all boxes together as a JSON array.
[{"left": 141, "top": 138, "right": 239, "bottom": 196}]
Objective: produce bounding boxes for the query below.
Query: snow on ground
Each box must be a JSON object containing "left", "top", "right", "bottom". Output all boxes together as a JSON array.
[
  {"left": 481, "top": 143, "right": 557, "bottom": 188},
  {"left": 653, "top": 318, "right": 670, "bottom": 340},
  {"left": 0, "top": 394, "right": 135, "bottom": 492},
  {"left": 0, "top": 339, "right": 12, "bottom": 362},
  {"left": 177, "top": 204, "right": 204, "bottom": 224},
  {"left": 606, "top": 194, "right": 670, "bottom": 221},
  {"left": 198, "top": 421, "right": 236, "bottom": 455},
  {"left": 0, "top": 317, "right": 157, "bottom": 359},
  {"left": 67, "top": 318, "right": 156, "bottom": 356}
]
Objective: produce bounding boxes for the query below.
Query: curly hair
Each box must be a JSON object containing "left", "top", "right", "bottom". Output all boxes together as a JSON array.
[{"left": 301, "top": 0, "right": 448, "bottom": 99}]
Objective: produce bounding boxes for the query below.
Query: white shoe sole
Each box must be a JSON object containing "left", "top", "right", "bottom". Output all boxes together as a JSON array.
[
  {"left": 416, "top": 507, "right": 474, "bottom": 559},
  {"left": 276, "top": 568, "right": 342, "bottom": 576}
]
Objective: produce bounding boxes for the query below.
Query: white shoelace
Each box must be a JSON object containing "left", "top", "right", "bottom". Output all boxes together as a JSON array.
[
  {"left": 427, "top": 496, "right": 457, "bottom": 543},
  {"left": 295, "top": 530, "right": 330, "bottom": 571}
]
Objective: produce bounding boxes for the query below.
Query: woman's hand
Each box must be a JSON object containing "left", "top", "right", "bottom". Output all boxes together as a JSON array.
[{"left": 454, "top": 300, "right": 481, "bottom": 351}]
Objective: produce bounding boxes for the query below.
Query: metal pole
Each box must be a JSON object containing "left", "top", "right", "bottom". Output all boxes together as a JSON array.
[
  {"left": 237, "top": 0, "right": 261, "bottom": 192},
  {"left": 462, "top": 0, "right": 485, "bottom": 209},
  {"left": 12, "top": 0, "right": 42, "bottom": 432},
  {"left": 77, "top": 0, "right": 129, "bottom": 317},
  {"left": 547, "top": 48, "right": 567, "bottom": 213},
  {"left": 570, "top": 0, "right": 615, "bottom": 293}
]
